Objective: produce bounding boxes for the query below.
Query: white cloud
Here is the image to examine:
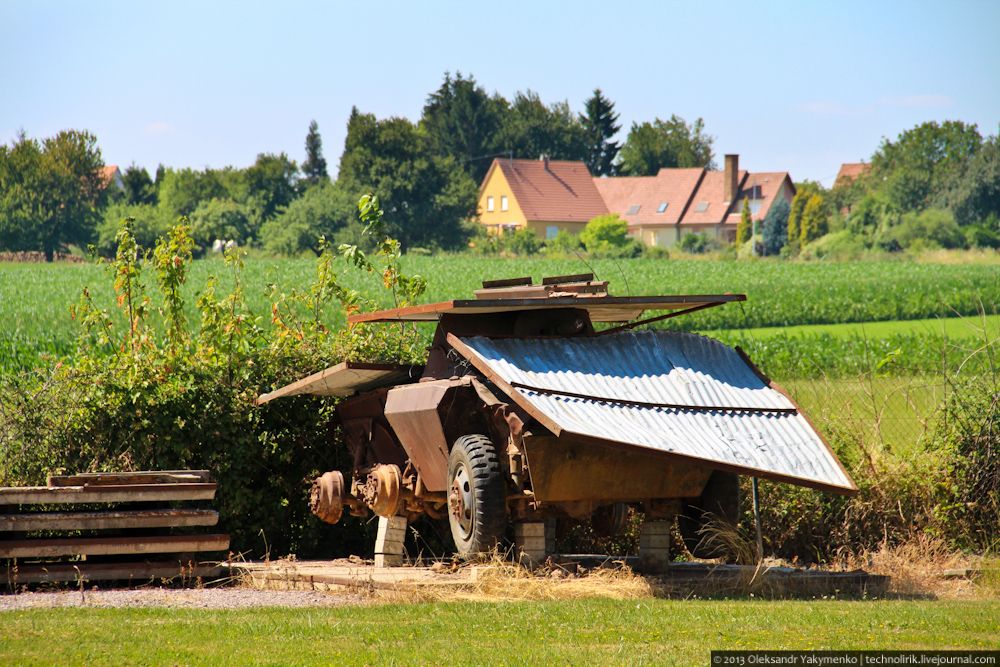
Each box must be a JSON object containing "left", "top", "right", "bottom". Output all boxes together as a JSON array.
[{"left": 144, "top": 121, "right": 174, "bottom": 136}]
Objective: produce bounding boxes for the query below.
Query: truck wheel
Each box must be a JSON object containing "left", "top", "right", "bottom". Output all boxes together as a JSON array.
[
  {"left": 592, "top": 502, "right": 629, "bottom": 537},
  {"left": 448, "top": 434, "right": 506, "bottom": 556},
  {"left": 679, "top": 471, "right": 741, "bottom": 559}
]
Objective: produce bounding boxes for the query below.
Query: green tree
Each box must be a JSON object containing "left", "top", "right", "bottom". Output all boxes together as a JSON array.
[
  {"left": 420, "top": 72, "right": 506, "bottom": 182},
  {"left": 617, "top": 115, "right": 715, "bottom": 176},
  {"left": 870, "top": 120, "right": 983, "bottom": 212},
  {"left": 761, "top": 197, "right": 790, "bottom": 256},
  {"left": 799, "top": 193, "right": 829, "bottom": 245},
  {"left": 951, "top": 136, "right": 1000, "bottom": 227},
  {"left": 580, "top": 88, "right": 621, "bottom": 176},
  {"left": 0, "top": 130, "right": 106, "bottom": 259},
  {"left": 96, "top": 202, "right": 171, "bottom": 255},
  {"left": 579, "top": 213, "right": 641, "bottom": 257},
  {"left": 339, "top": 108, "right": 477, "bottom": 249},
  {"left": 301, "top": 120, "right": 328, "bottom": 188},
  {"left": 157, "top": 168, "right": 227, "bottom": 220},
  {"left": 261, "top": 181, "right": 355, "bottom": 255},
  {"left": 0, "top": 133, "right": 45, "bottom": 251},
  {"left": 496, "top": 91, "right": 587, "bottom": 162},
  {"left": 188, "top": 198, "right": 252, "bottom": 251},
  {"left": 735, "top": 198, "right": 751, "bottom": 246},
  {"left": 244, "top": 152, "right": 299, "bottom": 222},
  {"left": 122, "top": 164, "right": 156, "bottom": 205}
]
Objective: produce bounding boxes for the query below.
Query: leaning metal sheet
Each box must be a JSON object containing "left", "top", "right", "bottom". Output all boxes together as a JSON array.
[{"left": 454, "top": 331, "right": 855, "bottom": 493}]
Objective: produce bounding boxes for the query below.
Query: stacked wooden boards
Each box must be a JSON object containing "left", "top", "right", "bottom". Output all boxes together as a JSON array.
[{"left": 1, "top": 470, "right": 229, "bottom": 586}]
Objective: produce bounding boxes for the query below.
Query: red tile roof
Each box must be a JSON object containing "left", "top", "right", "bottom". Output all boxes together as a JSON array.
[
  {"left": 593, "top": 168, "right": 703, "bottom": 226},
  {"left": 489, "top": 158, "right": 608, "bottom": 223},
  {"left": 683, "top": 169, "right": 747, "bottom": 224},
  {"left": 834, "top": 162, "right": 870, "bottom": 188}
]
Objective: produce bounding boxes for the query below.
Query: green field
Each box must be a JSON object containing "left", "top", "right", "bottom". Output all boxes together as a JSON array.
[
  {"left": 712, "top": 313, "right": 1000, "bottom": 340},
  {"left": 1, "top": 255, "right": 997, "bottom": 374},
  {"left": 1, "top": 599, "right": 997, "bottom": 665}
]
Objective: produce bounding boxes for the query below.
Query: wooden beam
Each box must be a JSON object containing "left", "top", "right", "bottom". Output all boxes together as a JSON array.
[
  {"left": 3, "top": 561, "right": 224, "bottom": 585},
  {"left": 0, "top": 509, "right": 219, "bottom": 532},
  {"left": 0, "top": 533, "right": 230, "bottom": 558},
  {"left": 0, "top": 483, "right": 217, "bottom": 505},
  {"left": 47, "top": 470, "right": 211, "bottom": 487}
]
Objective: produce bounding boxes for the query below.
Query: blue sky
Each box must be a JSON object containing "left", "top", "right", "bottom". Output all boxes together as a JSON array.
[{"left": 2, "top": 0, "right": 998, "bottom": 186}]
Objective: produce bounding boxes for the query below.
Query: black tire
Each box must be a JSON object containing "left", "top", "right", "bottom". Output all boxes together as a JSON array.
[
  {"left": 678, "top": 471, "right": 741, "bottom": 559},
  {"left": 448, "top": 434, "right": 507, "bottom": 556},
  {"left": 592, "top": 502, "right": 629, "bottom": 537}
]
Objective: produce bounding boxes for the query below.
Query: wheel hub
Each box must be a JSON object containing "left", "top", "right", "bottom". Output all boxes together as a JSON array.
[{"left": 449, "top": 463, "right": 474, "bottom": 538}]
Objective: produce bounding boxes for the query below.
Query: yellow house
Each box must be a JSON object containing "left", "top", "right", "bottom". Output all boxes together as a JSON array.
[{"left": 477, "top": 157, "right": 608, "bottom": 239}]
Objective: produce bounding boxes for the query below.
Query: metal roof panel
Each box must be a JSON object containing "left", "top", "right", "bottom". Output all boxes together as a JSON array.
[{"left": 451, "top": 331, "right": 855, "bottom": 493}]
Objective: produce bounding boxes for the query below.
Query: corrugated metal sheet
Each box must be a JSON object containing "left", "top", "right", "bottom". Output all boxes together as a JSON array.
[
  {"left": 454, "top": 331, "right": 855, "bottom": 492},
  {"left": 255, "top": 362, "right": 421, "bottom": 405}
]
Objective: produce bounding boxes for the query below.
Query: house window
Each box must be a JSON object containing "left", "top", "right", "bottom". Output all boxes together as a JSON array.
[
  {"left": 626, "top": 204, "right": 641, "bottom": 215},
  {"left": 657, "top": 202, "right": 668, "bottom": 213},
  {"left": 486, "top": 196, "right": 494, "bottom": 212},
  {"left": 695, "top": 201, "right": 710, "bottom": 213},
  {"left": 501, "top": 223, "right": 518, "bottom": 235},
  {"left": 749, "top": 200, "right": 762, "bottom": 216},
  {"left": 501, "top": 195, "right": 509, "bottom": 212},
  {"left": 546, "top": 226, "right": 559, "bottom": 240}
]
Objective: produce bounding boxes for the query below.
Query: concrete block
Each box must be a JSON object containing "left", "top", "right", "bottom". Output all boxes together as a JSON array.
[
  {"left": 375, "top": 515, "right": 407, "bottom": 568},
  {"left": 638, "top": 520, "right": 671, "bottom": 572},
  {"left": 514, "top": 522, "right": 549, "bottom": 567}
]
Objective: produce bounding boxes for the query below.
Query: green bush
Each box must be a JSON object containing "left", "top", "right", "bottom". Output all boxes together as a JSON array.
[
  {"left": 96, "top": 202, "right": 171, "bottom": 255},
  {"left": 678, "top": 232, "right": 710, "bottom": 254},
  {"left": 580, "top": 214, "right": 641, "bottom": 258},
  {"left": 188, "top": 198, "right": 253, "bottom": 252},
  {"left": 0, "top": 196, "right": 427, "bottom": 558}
]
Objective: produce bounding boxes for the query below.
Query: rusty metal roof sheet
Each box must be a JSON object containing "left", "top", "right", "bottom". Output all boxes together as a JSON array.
[
  {"left": 255, "top": 362, "right": 422, "bottom": 405},
  {"left": 347, "top": 294, "right": 745, "bottom": 324},
  {"left": 449, "top": 331, "right": 855, "bottom": 494}
]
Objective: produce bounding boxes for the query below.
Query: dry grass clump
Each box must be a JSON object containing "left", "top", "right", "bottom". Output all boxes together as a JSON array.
[
  {"left": 373, "top": 551, "right": 653, "bottom": 604},
  {"left": 833, "top": 534, "right": 997, "bottom": 599}
]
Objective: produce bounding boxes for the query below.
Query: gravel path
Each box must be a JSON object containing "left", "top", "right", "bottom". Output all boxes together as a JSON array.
[{"left": 0, "top": 587, "right": 360, "bottom": 610}]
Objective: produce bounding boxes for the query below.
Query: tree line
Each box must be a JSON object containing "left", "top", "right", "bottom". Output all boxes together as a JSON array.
[
  {"left": 0, "top": 73, "right": 719, "bottom": 258},
  {"left": 1, "top": 72, "right": 997, "bottom": 259}
]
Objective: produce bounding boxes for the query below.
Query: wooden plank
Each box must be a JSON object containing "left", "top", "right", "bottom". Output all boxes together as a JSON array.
[
  {"left": 0, "top": 483, "right": 216, "bottom": 505},
  {"left": 3, "top": 561, "right": 224, "bottom": 585},
  {"left": 481, "top": 276, "right": 532, "bottom": 289},
  {"left": 0, "top": 533, "right": 230, "bottom": 558},
  {"left": 541, "top": 272, "right": 594, "bottom": 285},
  {"left": 47, "top": 470, "right": 211, "bottom": 486},
  {"left": 0, "top": 509, "right": 218, "bottom": 532}
]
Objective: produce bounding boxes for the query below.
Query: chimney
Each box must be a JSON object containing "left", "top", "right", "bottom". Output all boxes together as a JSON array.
[
  {"left": 540, "top": 154, "right": 550, "bottom": 171},
  {"left": 724, "top": 154, "right": 739, "bottom": 203}
]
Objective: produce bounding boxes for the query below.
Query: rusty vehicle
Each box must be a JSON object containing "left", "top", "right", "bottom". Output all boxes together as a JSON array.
[{"left": 257, "top": 274, "right": 856, "bottom": 559}]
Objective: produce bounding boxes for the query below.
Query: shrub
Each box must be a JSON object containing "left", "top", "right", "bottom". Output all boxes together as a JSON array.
[
  {"left": 678, "top": 232, "right": 710, "bottom": 254},
  {"left": 0, "top": 195, "right": 428, "bottom": 558},
  {"left": 544, "top": 229, "right": 583, "bottom": 256},
  {"left": 506, "top": 228, "right": 542, "bottom": 255},
  {"left": 876, "top": 208, "right": 965, "bottom": 250},
  {"left": 580, "top": 214, "right": 641, "bottom": 258},
  {"left": 96, "top": 202, "right": 171, "bottom": 255},
  {"left": 188, "top": 198, "right": 252, "bottom": 252}
]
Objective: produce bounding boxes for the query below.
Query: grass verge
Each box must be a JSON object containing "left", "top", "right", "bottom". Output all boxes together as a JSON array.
[{"left": 1, "top": 598, "right": 997, "bottom": 665}]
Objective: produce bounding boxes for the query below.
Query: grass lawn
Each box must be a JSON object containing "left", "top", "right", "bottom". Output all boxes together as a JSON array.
[
  {"left": 1, "top": 599, "right": 997, "bottom": 665},
  {"left": 708, "top": 313, "right": 1000, "bottom": 341}
]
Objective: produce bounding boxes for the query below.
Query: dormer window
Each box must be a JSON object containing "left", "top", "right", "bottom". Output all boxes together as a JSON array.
[{"left": 657, "top": 202, "right": 668, "bottom": 213}]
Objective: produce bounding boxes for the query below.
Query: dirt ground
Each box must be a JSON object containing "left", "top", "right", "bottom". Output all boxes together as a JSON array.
[{"left": 0, "top": 587, "right": 358, "bottom": 610}]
